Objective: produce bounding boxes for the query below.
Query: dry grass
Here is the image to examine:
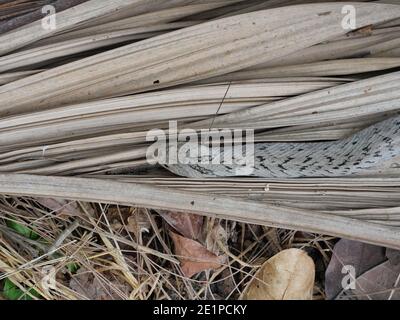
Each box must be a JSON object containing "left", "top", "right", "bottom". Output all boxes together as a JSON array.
[{"left": 0, "top": 197, "right": 333, "bottom": 300}]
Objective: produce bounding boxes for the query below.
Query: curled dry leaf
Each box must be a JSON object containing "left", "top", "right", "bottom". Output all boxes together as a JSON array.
[
  {"left": 169, "top": 231, "right": 224, "bottom": 278},
  {"left": 157, "top": 210, "right": 203, "bottom": 240},
  {"left": 240, "top": 248, "right": 315, "bottom": 300}
]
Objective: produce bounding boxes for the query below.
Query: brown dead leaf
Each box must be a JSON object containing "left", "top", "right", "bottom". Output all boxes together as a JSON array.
[
  {"left": 158, "top": 210, "right": 203, "bottom": 240},
  {"left": 205, "top": 222, "right": 228, "bottom": 258},
  {"left": 205, "top": 224, "right": 225, "bottom": 252},
  {"left": 36, "top": 197, "right": 83, "bottom": 217},
  {"left": 69, "top": 269, "right": 130, "bottom": 300},
  {"left": 126, "top": 208, "right": 151, "bottom": 238},
  {"left": 325, "top": 239, "right": 400, "bottom": 300},
  {"left": 170, "top": 231, "right": 224, "bottom": 278},
  {"left": 107, "top": 206, "right": 133, "bottom": 220},
  {"left": 350, "top": 260, "right": 400, "bottom": 300},
  {"left": 386, "top": 248, "right": 400, "bottom": 266},
  {"left": 325, "top": 239, "right": 386, "bottom": 299},
  {"left": 240, "top": 248, "right": 315, "bottom": 300}
]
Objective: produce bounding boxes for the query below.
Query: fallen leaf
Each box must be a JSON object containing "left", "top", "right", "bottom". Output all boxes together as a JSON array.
[
  {"left": 351, "top": 261, "right": 400, "bottom": 300},
  {"left": 240, "top": 248, "right": 315, "bottom": 300},
  {"left": 325, "top": 239, "right": 385, "bottom": 299},
  {"left": 69, "top": 269, "right": 130, "bottom": 300},
  {"left": 386, "top": 248, "right": 400, "bottom": 266},
  {"left": 170, "top": 231, "right": 223, "bottom": 278},
  {"left": 217, "top": 268, "right": 237, "bottom": 298},
  {"left": 126, "top": 208, "right": 151, "bottom": 238},
  {"left": 204, "top": 222, "right": 228, "bottom": 258},
  {"left": 107, "top": 206, "right": 133, "bottom": 232},
  {"left": 325, "top": 239, "right": 400, "bottom": 300},
  {"left": 158, "top": 210, "right": 203, "bottom": 240},
  {"left": 36, "top": 198, "right": 83, "bottom": 217}
]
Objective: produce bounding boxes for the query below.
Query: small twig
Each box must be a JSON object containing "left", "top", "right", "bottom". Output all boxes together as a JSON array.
[
  {"left": 47, "top": 220, "right": 79, "bottom": 255},
  {"left": 217, "top": 239, "right": 260, "bottom": 268}
]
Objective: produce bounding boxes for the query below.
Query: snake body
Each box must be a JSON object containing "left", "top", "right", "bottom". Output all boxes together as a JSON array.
[{"left": 165, "top": 115, "right": 400, "bottom": 178}]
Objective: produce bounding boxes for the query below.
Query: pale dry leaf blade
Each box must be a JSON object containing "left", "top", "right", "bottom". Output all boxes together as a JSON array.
[
  {"left": 1, "top": 174, "right": 400, "bottom": 250},
  {"left": 2, "top": 3, "right": 400, "bottom": 115}
]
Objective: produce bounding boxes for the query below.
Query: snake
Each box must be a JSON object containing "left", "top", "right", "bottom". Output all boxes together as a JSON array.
[{"left": 164, "top": 115, "right": 400, "bottom": 178}]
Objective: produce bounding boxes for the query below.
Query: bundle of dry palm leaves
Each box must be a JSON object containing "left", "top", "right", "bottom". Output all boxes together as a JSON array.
[{"left": 1, "top": 0, "right": 400, "bottom": 300}]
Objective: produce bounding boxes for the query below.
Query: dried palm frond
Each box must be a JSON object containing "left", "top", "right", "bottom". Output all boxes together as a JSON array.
[
  {"left": 1, "top": 3, "right": 399, "bottom": 116},
  {"left": 1, "top": 1, "right": 400, "bottom": 265}
]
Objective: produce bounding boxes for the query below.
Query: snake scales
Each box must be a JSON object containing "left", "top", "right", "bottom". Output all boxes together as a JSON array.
[{"left": 165, "top": 115, "right": 400, "bottom": 178}]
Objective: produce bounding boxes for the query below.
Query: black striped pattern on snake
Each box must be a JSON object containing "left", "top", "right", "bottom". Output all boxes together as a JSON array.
[{"left": 164, "top": 115, "right": 400, "bottom": 178}]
